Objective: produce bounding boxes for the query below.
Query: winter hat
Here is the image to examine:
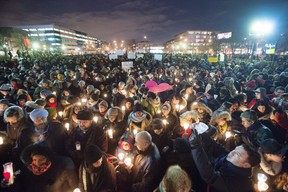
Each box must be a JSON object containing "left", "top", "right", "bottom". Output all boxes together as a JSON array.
[
  {"left": 34, "top": 99, "right": 46, "bottom": 108},
  {"left": 66, "top": 96, "right": 79, "bottom": 104},
  {"left": 240, "top": 110, "right": 258, "bottom": 122},
  {"left": 84, "top": 145, "right": 103, "bottom": 164},
  {"left": 162, "top": 102, "right": 171, "bottom": 112},
  {"left": 173, "top": 138, "right": 191, "bottom": 153},
  {"left": 21, "top": 142, "right": 54, "bottom": 165},
  {"left": 195, "top": 80, "right": 203, "bottom": 87},
  {"left": 133, "top": 103, "right": 143, "bottom": 113},
  {"left": 254, "top": 87, "right": 266, "bottom": 95},
  {"left": 260, "top": 139, "right": 288, "bottom": 154},
  {"left": 106, "top": 107, "right": 119, "bottom": 116},
  {"left": 40, "top": 89, "right": 52, "bottom": 98},
  {"left": 119, "top": 131, "right": 135, "bottom": 144},
  {"left": 77, "top": 110, "right": 93, "bottom": 120},
  {"left": 0, "top": 84, "right": 11, "bottom": 91},
  {"left": 90, "top": 93, "right": 99, "bottom": 101},
  {"left": 99, "top": 100, "right": 108, "bottom": 108},
  {"left": 147, "top": 92, "right": 157, "bottom": 100},
  {"left": 0, "top": 99, "right": 9, "bottom": 106},
  {"left": 29, "top": 109, "right": 49, "bottom": 122},
  {"left": 151, "top": 118, "right": 165, "bottom": 130}
]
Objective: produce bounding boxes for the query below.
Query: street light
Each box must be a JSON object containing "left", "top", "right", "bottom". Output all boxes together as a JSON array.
[{"left": 249, "top": 20, "right": 275, "bottom": 36}]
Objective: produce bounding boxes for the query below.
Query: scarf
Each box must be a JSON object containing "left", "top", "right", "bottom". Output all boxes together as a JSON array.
[
  {"left": 30, "top": 161, "right": 52, "bottom": 175},
  {"left": 130, "top": 112, "right": 147, "bottom": 123}
]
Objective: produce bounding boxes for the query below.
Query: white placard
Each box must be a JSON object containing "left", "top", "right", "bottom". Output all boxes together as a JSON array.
[
  {"left": 109, "top": 54, "right": 118, "bottom": 60},
  {"left": 128, "top": 52, "right": 136, "bottom": 59},
  {"left": 116, "top": 50, "right": 124, "bottom": 56},
  {"left": 154, "top": 54, "right": 162, "bottom": 61},
  {"left": 136, "top": 54, "right": 144, "bottom": 58},
  {"left": 122, "top": 61, "right": 133, "bottom": 71}
]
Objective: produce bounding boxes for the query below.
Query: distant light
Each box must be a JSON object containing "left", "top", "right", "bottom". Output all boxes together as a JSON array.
[
  {"left": 32, "top": 42, "right": 40, "bottom": 49},
  {"left": 250, "top": 20, "right": 275, "bottom": 36}
]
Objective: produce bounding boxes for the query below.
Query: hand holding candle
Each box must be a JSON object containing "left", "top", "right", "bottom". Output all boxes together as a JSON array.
[
  {"left": 64, "top": 123, "right": 70, "bottom": 131},
  {"left": 3, "top": 162, "right": 14, "bottom": 185},
  {"left": 108, "top": 129, "right": 113, "bottom": 139}
]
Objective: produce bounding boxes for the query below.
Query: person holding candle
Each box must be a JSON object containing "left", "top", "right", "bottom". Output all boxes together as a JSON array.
[
  {"left": 78, "top": 144, "right": 116, "bottom": 192},
  {"left": 141, "top": 92, "right": 162, "bottom": 118},
  {"left": 170, "top": 92, "right": 187, "bottom": 116},
  {"left": 252, "top": 139, "right": 288, "bottom": 192},
  {"left": 128, "top": 102, "right": 153, "bottom": 133},
  {"left": 4, "top": 106, "right": 35, "bottom": 164},
  {"left": 115, "top": 131, "right": 137, "bottom": 161},
  {"left": 0, "top": 142, "right": 78, "bottom": 192},
  {"left": 111, "top": 83, "right": 125, "bottom": 108},
  {"left": 121, "top": 97, "right": 134, "bottom": 122},
  {"left": 189, "top": 129, "right": 261, "bottom": 192},
  {"left": 0, "top": 99, "right": 11, "bottom": 131},
  {"left": 127, "top": 131, "right": 161, "bottom": 192},
  {"left": 45, "top": 93, "right": 61, "bottom": 121},
  {"left": 66, "top": 110, "right": 108, "bottom": 168},
  {"left": 190, "top": 102, "right": 213, "bottom": 125},
  {"left": 104, "top": 107, "right": 126, "bottom": 154}
]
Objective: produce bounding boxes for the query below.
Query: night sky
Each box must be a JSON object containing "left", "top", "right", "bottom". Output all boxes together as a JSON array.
[{"left": 0, "top": 0, "right": 287, "bottom": 43}]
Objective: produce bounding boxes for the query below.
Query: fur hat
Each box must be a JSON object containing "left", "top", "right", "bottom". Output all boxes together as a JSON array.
[
  {"left": 190, "top": 102, "right": 212, "bottom": 115},
  {"left": 0, "top": 84, "right": 11, "bottom": 91},
  {"left": 151, "top": 118, "right": 165, "bottom": 130},
  {"left": 105, "top": 107, "right": 124, "bottom": 122},
  {"left": 77, "top": 110, "right": 93, "bottom": 120},
  {"left": 210, "top": 111, "right": 232, "bottom": 126},
  {"left": 162, "top": 101, "right": 171, "bottom": 112},
  {"left": 84, "top": 145, "right": 103, "bottom": 164},
  {"left": 20, "top": 142, "right": 54, "bottom": 165}
]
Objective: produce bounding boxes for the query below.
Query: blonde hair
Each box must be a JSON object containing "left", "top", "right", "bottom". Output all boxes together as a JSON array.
[
  {"left": 274, "top": 172, "right": 288, "bottom": 190},
  {"left": 161, "top": 165, "right": 192, "bottom": 192}
]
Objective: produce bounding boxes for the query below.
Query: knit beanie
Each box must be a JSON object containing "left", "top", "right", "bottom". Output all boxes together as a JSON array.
[{"left": 84, "top": 145, "right": 103, "bottom": 164}]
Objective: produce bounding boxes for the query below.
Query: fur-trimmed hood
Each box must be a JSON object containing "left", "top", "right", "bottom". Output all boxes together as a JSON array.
[
  {"left": 210, "top": 111, "right": 232, "bottom": 126},
  {"left": 179, "top": 110, "right": 200, "bottom": 126},
  {"left": 4, "top": 106, "right": 25, "bottom": 122},
  {"left": 190, "top": 102, "right": 213, "bottom": 116}
]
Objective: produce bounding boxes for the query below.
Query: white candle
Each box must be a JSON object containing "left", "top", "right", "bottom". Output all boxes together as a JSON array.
[
  {"left": 133, "top": 129, "right": 138, "bottom": 135},
  {"left": 121, "top": 106, "right": 125, "bottom": 111},
  {"left": 73, "top": 188, "right": 81, "bottom": 192},
  {"left": 52, "top": 91, "right": 56, "bottom": 95},
  {"left": 185, "top": 94, "right": 188, "bottom": 100},
  {"left": 118, "top": 153, "right": 125, "bottom": 161},
  {"left": 81, "top": 98, "right": 87, "bottom": 103},
  {"left": 257, "top": 181, "right": 269, "bottom": 191},
  {"left": 93, "top": 116, "right": 98, "bottom": 122},
  {"left": 175, "top": 104, "right": 180, "bottom": 110},
  {"left": 3, "top": 162, "right": 14, "bottom": 184},
  {"left": 225, "top": 131, "right": 232, "bottom": 139},
  {"left": 0, "top": 136, "right": 3, "bottom": 145},
  {"left": 162, "top": 119, "right": 167, "bottom": 126},
  {"left": 180, "top": 105, "right": 184, "bottom": 110},
  {"left": 104, "top": 94, "right": 107, "bottom": 98},
  {"left": 157, "top": 110, "right": 161, "bottom": 114},
  {"left": 75, "top": 142, "right": 81, "bottom": 151},
  {"left": 124, "top": 157, "right": 132, "bottom": 166},
  {"left": 183, "top": 123, "right": 189, "bottom": 130},
  {"left": 108, "top": 129, "right": 113, "bottom": 139},
  {"left": 257, "top": 173, "right": 268, "bottom": 182},
  {"left": 77, "top": 102, "right": 81, "bottom": 106},
  {"left": 65, "top": 123, "right": 70, "bottom": 131},
  {"left": 58, "top": 111, "right": 63, "bottom": 117}
]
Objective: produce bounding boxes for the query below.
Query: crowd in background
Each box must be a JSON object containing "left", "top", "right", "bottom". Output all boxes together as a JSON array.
[{"left": 0, "top": 51, "right": 288, "bottom": 192}]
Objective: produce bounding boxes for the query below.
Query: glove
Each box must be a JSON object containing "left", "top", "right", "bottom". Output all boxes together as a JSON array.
[{"left": 189, "top": 129, "right": 202, "bottom": 149}]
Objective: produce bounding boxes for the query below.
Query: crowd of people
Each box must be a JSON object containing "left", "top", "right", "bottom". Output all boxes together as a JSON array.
[{"left": 0, "top": 51, "right": 288, "bottom": 192}]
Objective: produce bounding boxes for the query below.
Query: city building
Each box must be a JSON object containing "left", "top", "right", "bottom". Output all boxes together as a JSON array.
[
  {"left": 164, "top": 30, "right": 219, "bottom": 54},
  {"left": 16, "top": 24, "right": 101, "bottom": 55}
]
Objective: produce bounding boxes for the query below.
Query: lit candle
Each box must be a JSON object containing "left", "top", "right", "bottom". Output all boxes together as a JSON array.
[
  {"left": 157, "top": 109, "right": 161, "bottom": 114},
  {"left": 257, "top": 181, "right": 269, "bottom": 191},
  {"left": 104, "top": 94, "right": 107, "bottom": 98},
  {"left": 180, "top": 105, "right": 184, "bottom": 110},
  {"left": 81, "top": 98, "right": 87, "bottom": 103},
  {"left": 133, "top": 129, "right": 138, "bottom": 135},
  {"left": 185, "top": 94, "right": 188, "bottom": 100},
  {"left": 73, "top": 188, "right": 81, "bottom": 192},
  {"left": 108, "top": 129, "right": 113, "bottom": 139},
  {"left": 0, "top": 136, "right": 3, "bottom": 145},
  {"left": 257, "top": 173, "right": 268, "bottom": 182},
  {"left": 162, "top": 119, "right": 167, "bottom": 126},
  {"left": 122, "top": 90, "right": 127, "bottom": 95},
  {"left": 75, "top": 141, "right": 81, "bottom": 151},
  {"left": 52, "top": 91, "right": 56, "bottom": 95},
  {"left": 93, "top": 116, "right": 98, "bottom": 122},
  {"left": 175, "top": 104, "right": 180, "bottom": 111},
  {"left": 77, "top": 102, "right": 81, "bottom": 106},
  {"left": 124, "top": 157, "right": 132, "bottom": 166},
  {"left": 3, "top": 162, "right": 14, "bottom": 185},
  {"left": 58, "top": 111, "right": 63, "bottom": 117},
  {"left": 189, "top": 77, "right": 192, "bottom": 82},
  {"left": 225, "top": 131, "right": 232, "bottom": 139},
  {"left": 183, "top": 123, "right": 189, "bottom": 131},
  {"left": 65, "top": 123, "right": 70, "bottom": 131},
  {"left": 118, "top": 153, "right": 125, "bottom": 161},
  {"left": 121, "top": 106, "right": 125, "bottom": 111}
]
